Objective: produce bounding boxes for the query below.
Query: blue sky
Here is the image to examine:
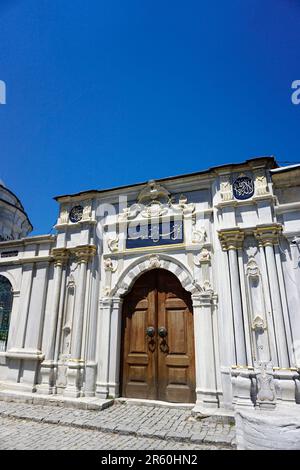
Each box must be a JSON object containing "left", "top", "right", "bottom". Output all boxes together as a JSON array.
[{"left": 0, "top": 0, "right": 299, "bottom": 234}]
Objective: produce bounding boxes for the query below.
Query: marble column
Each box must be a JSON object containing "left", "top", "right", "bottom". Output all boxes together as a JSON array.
[
  {"left": 108, "top": 297, "right": 123, "bottom": 397},
  {"left": 254, "top": 225, "right": 289, "bottom": 369},
  {"left": 219, "top": 229, "right": 247, "bottom": 366},
  {"left": 85, "top": 257, "right": 100, "bottom": 397},
  {"left": 193, "top": 292, "right": 219, "bottom": 409},
  {"left": 64, "top": 244, "right": 96, "bottom": 398},
  {"left": 38, "top": 248, "right": 68, "bottom": 395},
  {"left": 96, "top": 297, "right": 113, "bottom": 399}
]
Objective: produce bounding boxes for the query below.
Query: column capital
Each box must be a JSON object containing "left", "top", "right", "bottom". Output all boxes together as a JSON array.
[
  {"left": 51, "top": 247, "right": 69, "bottom": 267},
  {"left": 254, "top": 224, "right": 282, "bottom": 247},
  {"left": 218, "top": 228, "right": 245, "bottom": 251},
  {"left": 72, "top": 244, "right": 97, "bottom": 263},
  {"left": 99, "top": 297, "right": 113, "bottom": 309},
  {"left": 192, "top": 292, "right": 213, "bottom": 308}
]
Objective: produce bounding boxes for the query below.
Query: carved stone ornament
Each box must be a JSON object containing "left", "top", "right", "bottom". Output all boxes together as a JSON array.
[
  {"left": 246, "top": 256, "right": 260, "bottom": 278},
  {"left": 194, "top": 248, "right": 211, "bottom": 266},
  {"left": 102, "top": 287, "right": 111, "bottom": 296},
  {"left": 202, "top": 280, "right": 213, "bottom": 292},
  {"left": 82, "top": 200, "right": 92, "bottom": 220},
  {"left": 191, "top": 227, "right": 207, "bottom": 244},
  {"left": 254, "top": 170, "right": 269, "bottom": 196},
  {"left": 291, "top": 236, "right": 300, "bottom": 270},
  {"left": 140, "top": 201, "right": 168, "bottom": 218},
  {"left": 148, "top": 255, "right": 161, "bottom": 269},
  {"left": 138, "top": 180, "right": 170, "bottom": 204},
  {"left": 254, "top": 361, "right": 276, "bottom": 409},
  {"left": 58, "top": 205, "right": 69, "bottom": 224},
  {"left": 108, "top": 235, "right": 119, "bottom": 253},
  {"left": 169, "top": 194, "right": 195, "bottom": 216},
  {"left": 251, "top": 315, "right": 267, "bottom": 332},
  {"left": 220, "top": 175, "right": 233, "bottom": 201},
  {"left": 104, "top": 257, "right": 117, "bottom": 272}
]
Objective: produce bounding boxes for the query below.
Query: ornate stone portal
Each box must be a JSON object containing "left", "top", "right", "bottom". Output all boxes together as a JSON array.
[{"left": 0, "top": 156, "right": 299, "bottom": 415}]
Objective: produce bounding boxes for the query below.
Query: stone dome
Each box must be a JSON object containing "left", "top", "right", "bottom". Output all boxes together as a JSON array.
[{"left": 0, "top": 182, "right": 32, "bottom": 241}]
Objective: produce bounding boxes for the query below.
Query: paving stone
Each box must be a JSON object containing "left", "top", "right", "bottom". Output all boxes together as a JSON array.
[{"left": 0, "top": 399, "right": 236, "bottom": 449}]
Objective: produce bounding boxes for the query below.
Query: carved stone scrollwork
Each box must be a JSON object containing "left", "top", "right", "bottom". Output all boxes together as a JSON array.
[
  {"left": 191, "top": 227, "right": 207, "bottom": 245},
  {"left": 246, "top": 256, "right": 260, "bottom": 278},
  {"left": 148, "top": 255, "right": 161, "bottom": 269},
  {"left": 202, "top": 280, "right": 213, "bottom": 292},
  {"left": 138, "top": 180, "right": 170, "bottom": 204},
  {"left": 104, "top": 257, "right": 117, "bottom": 272},
  {"left": 103, "top": 258, "right": 118, "bottom": 297},
  {"left": 170, "top": 194, "right": 195, "bottom": 216},
  {"left": 251, "top": 316, "right": 267, "bottom": 332},
  {"left": 254, "top": 361, "right": 276, "bottom": 409},
  {"left": 58, "top": 205, "right": 69, "bottom": 225},
  {"left": 118, "top": 180, "right": 195, "bottom": 222},
  {"left": 220, "top": 175, "right": 233, "bottom": 201},
  {"left": 193, "top": 248, "right": 211, "bottom": 266},
  {"left": 82, "top": 200, "right": 92, "bottom": 221},
  {"left": 140, "top": 201, "right": 168, "bottom": 218},
  {"left": 290, "top": 236, "right": 300, "bottom": 270},
  {"left": 245, "top": 254, "right": 270, "bottom": 362},
  {"left": 254, "top": 170, "right": 269, "bottom": 196},
  {"left": 108, "top": 235, "right": 119, "bottom": 253}
]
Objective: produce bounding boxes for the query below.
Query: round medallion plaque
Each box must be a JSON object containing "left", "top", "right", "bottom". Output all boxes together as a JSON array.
[
  {"left": 233, "top": 176, "right": 254, "bottom": 200},
  {"left": 69, "top": 205, "right": 83, "bottom": 223}
]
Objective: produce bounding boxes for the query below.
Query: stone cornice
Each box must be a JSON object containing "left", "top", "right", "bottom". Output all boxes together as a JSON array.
[
  {"left": 254, "top": 224, "right": 283, "bottom": 247},
  {"left": 218, "top": 228, "right": 245, "bottom": 251},
  {"left": 0, "top": 234, "right": 55, "bottom": 249}
]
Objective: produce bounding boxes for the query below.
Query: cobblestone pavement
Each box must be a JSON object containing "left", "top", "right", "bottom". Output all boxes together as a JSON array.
[
  {"left": 0, "top": 416, "right": 230, "bottom": 450},
  {"left": 0, "top": 400, "right": 236, "bottom": 450}
]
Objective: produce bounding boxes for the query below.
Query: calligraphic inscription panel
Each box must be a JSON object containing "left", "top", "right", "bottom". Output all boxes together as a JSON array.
[
  {"left": 126, "top": 219, "right": 184, "bottom": 249},
  {"left": 233, "top": 176, "right": 254, "bottom": 200}
]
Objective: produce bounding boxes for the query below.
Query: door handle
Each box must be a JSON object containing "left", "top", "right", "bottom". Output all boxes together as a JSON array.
[
  {"left": 158, "top": 326, "right": 167, "bottom": 338},
  {"left": 146, "top": 326, "right": 155, "bottom": 338}
]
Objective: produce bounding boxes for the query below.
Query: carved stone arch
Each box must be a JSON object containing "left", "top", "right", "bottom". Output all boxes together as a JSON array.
[
  {"left": 0, "top": 271, "right": 17, "bottom": 293},
  {"left": 111, "top": 253, "right": 200, "bottom": 298}
]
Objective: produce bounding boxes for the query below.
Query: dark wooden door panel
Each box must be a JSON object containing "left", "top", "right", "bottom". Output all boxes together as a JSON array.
[{"left": 121, "top": 269, "right": 195, "bottom": 403}]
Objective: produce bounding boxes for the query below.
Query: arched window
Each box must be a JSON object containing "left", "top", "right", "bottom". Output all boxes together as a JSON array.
[{"left": 0, "top": 276, "right": 13, "bottom": 352}]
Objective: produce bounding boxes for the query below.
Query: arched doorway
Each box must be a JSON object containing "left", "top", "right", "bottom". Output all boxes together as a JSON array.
[
  {"left": 0, "top": 275, "right": 13, "bottom": 352},
  {"left": 120, "top": 269, "right": 196, "bottom": 403}
]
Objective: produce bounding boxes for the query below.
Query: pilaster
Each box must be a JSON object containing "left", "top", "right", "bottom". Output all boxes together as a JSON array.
[
  {"left": 64, "top": 244, "right": 96, "bottom": 398},
  {"left": 254, "top": 225, "right": 289, "bottom": 369},
  {"left": 218, "top": 229, "right": 247, "bottom": 366},
  {"left": 96, "top": 297, "right": 113, "bottom": 399},
  {"left": 38, "top": 248, "right": 68, "bottom": 395},
  {"left": 192, "top": 292, "right": 219, "bottom": 409}
]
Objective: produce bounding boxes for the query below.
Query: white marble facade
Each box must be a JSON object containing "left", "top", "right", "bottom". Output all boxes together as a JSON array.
[{"left": 0, "top": 156, "right": 299, "bottom": 412}]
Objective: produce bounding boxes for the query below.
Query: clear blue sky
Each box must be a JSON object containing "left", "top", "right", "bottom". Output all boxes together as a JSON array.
[{"left": 0, "top": 0, "right": 299, "bottom": 234}]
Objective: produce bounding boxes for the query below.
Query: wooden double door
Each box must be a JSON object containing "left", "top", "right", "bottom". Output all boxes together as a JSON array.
[{"left": 120, "top": 269, "right": 196, "bottom": 403}]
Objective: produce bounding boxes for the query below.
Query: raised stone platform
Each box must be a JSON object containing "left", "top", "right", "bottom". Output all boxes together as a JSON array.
[
  {"left": 235, "top": 405, "right": 300, "bottom": 450},
  {"left": 0, "top": 389, "right": 113, "bottom": 411}
]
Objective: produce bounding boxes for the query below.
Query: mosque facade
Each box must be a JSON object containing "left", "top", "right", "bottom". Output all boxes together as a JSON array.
[{"left": 0, "top": 156, "right": 299, "bottom": 412}]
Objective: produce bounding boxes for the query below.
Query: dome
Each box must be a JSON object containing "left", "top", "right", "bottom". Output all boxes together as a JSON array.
[{"left": 0, "top": 183, "right": 32, "bottom": 241}]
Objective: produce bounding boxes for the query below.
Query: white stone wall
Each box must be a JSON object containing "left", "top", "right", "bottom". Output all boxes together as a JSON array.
[{"left": 0, "top": 158, "right": 299, "bottom": 413}]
